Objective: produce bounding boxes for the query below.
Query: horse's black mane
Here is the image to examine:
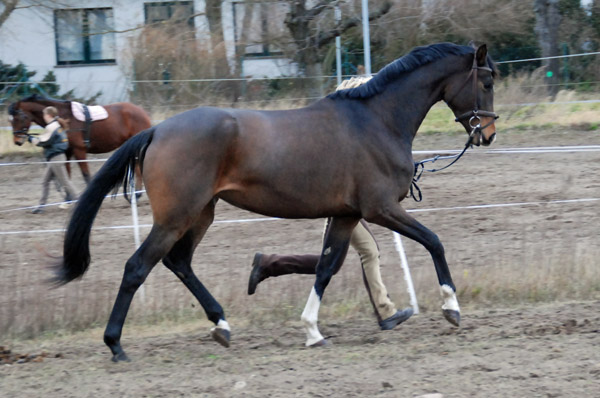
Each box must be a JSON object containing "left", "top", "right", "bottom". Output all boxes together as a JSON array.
[
  {"left": 328, "top": 43, "right": 486, "bottom": 100},
  {"left": 8, "top": 94, "right": 70, "bottom": 115}
]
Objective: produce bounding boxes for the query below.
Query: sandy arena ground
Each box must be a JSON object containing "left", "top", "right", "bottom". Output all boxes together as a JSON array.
[{"left": 0, "top": 126, "right": 599, "bottom": 397}]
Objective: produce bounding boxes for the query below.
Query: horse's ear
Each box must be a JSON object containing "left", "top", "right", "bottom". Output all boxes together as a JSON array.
[{"left": 475, "top": 44, "right": 488, "bottom": 67}]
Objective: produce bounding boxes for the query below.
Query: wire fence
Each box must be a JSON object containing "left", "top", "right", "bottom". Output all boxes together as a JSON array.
[
  {"left": 1, "top": 52, "right": 600, "bottom": 339},
  {"left": 1, "top": 140, "right": 600, "bottom": 338},
  {"left": 1, "top": 51, "right": 599, "bottom": 112}
]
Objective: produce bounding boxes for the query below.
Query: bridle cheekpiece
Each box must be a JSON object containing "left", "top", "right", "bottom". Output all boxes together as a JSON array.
[{"left": 451, "top": 55, "right": 499, "bottom": 138}]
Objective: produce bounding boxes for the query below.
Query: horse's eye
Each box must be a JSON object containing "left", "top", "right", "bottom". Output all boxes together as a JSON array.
[{"left": 484, "top": 83, "right": 493, "bottom": 90}]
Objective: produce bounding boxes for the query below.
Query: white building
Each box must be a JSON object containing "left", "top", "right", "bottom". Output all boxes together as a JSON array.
[{"left": 0, "top": 0, "right": 297, "bottom": 103}]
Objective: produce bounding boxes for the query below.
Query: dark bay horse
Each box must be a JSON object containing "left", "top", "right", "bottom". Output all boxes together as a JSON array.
[
  {"left": 55, "top": 42, "right": 498, "bottom": 362},
  {"left": 8, "top": 95, "right": 151, "bottom": 185}
]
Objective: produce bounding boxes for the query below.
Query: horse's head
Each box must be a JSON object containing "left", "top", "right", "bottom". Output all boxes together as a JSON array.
[
  {"left": 444, "top": 44, "right": 498, "bottom": 147},
  {"left": 8, "top": 102, "right": 33, "bottom": 146}
]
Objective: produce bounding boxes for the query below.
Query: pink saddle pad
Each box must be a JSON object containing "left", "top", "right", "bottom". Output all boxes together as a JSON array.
[{"left": 71, "top": 101, "right": 109, "bottom": 122}]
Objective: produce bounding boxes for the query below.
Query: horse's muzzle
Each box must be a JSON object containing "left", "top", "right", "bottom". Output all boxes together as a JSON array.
[{"left": 482, "top": 132, "right": 497, "bottom": 146}]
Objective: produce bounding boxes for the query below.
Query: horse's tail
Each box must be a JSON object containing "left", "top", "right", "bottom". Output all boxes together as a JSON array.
[{"left": 53, "top": 127, "right": 155, "bottom": 285}]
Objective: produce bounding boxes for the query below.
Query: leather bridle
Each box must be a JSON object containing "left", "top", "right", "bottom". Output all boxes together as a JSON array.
[
  {"left": 10, "top": 110, "right": 32, "bottom": 137},
  {"left": 448, "top": 55, "right": 499, "bottom": 136},
  {"left": 408, "top": 54, "right": 501, "bottom": 202}
]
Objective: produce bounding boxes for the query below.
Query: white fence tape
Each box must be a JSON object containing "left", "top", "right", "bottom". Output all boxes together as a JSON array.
[
  {"left": 1, "top": 144, "right": 599, "bottom": 168},
  {"left": 1, "top": 144, "right": 599, "bottom": 216},
  {"left": 1, "top": 197, "right": 598, "bottom": 236}
]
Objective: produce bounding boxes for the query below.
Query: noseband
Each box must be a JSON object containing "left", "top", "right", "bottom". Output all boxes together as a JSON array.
[{"left": 449, "top": 56, "right": 499, "bottom": 135}]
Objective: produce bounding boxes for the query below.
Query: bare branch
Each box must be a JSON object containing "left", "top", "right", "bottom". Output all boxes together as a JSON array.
[
  {"left": 0, "top": 0, "right": 18, "bottom": 28},
  {"left": 306, "top": 0, "right": 337, "bottom": 20},
  {"left": 315, "top": 1, "right": 391, "bottom": 47},
  {"left": 88, "top": 11, "right": 206, "bottom": 36}
]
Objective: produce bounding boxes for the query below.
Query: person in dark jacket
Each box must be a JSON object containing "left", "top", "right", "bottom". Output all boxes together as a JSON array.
[{"left": 29, "top": 106, "right": 78, "bottom": 214}]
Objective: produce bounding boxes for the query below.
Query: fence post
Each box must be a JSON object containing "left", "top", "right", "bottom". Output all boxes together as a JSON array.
[
  {"left": 393, "top": 232, "right": 419, "bottom": 314},
  {"left": 129, "top": 166, "right": 144, "bottom": 303}
]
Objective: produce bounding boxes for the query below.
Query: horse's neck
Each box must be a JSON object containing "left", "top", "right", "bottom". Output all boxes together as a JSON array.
[
  {"left": 370, "top": 56, "right": 470, "bottom": 140},
  {"left": 23, "top": 104, "right": 47, "bottom": 126},
  {"left": 25, "top": 101, "right": 68, "bottom": 126}
]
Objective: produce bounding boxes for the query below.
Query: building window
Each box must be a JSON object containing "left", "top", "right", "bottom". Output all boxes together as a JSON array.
[
  {"left": 55, "top": 8, "right": 116, "bottom": 65},
  {"left": 144, "top": 2, "right": 195, "bottom": 27},
  {"left": 233, "top": 1, "right": 288, "bottom": 57}
]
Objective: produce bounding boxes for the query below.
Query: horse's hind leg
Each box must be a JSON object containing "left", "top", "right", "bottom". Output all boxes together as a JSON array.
[
  {"left": 301, "top": 217, "right": 358, "bottom": 346},
  {"left": 366, "top": 205, "right": 460, "bottom": 326},
  {"left": 161, "top": 201, "right": 230, "bottom": 347},
  {"left": 64, "top": 149, "right": 72, "bottom": 179},
  {"left": 103, "top": 224, "right": 179, "bottom": 362}
]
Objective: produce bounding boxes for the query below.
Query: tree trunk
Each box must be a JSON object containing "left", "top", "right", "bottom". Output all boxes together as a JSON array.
[
  {"left": 285, "top": 0, "right": 391, "bottom": 99},
  {"left": 205, "top": 0, "right": 237, "bottom": 102},
  {"left": 534, "top": 0, "right": 561, "bottom": 97},
  {"left": 0, "top": 0, "right": 19, "bottom": 29}
]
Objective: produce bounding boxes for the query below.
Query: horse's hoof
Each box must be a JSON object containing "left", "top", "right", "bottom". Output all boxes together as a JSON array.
[
  {"left": 111, "top": 351, "right": 131, "bottom": 362},
  {"left": 308, "top": 339, "right": 329, "bottom": 348},
  {"left": 442, "top": 309, "right": 461, "bottom": 327},
  {"left": 211, "top": 327, "right": 231, "bottom": 348}
]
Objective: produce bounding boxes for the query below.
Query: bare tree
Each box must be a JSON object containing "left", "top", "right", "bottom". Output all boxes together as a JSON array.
[
  {"left": 0, "top": 0, "right": 18, "bottom": 28},
  {"left": 205, "top": 0, "right": 239, "bottom": 102},
  {"left": 285, "top": 0, "right": 391, "bottom": 96},
  {"left": 0, "top": 0, "right": 70, "bottom": 29},
  {"left": 534, "top": 0, "right": 561, "bottom": 96}
]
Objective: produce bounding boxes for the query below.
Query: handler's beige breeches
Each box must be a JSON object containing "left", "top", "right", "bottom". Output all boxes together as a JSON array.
[
  {"left": 350, "top": 220, "right": 397, "bottom": 321},
  {"left": 258, "top": 219, "right": 399, "bottom": 322},
  {"left": 39, "top": 153, "right": 79, "bottom": 205}
]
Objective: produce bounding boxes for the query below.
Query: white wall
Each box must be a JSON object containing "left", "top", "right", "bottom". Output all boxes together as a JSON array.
[
  {"left": 242, "top": 58, "right": 298, "bottom": 79},
  {"left": 0, "top": 0, "right": 293, "bottom": 103},
  {"left": 0, "top": 0, "right": 145, "bottom": 103}
]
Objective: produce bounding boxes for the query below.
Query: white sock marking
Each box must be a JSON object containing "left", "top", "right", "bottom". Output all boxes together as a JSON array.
[
  {"left": 440, "top": 284, "right": 460, "bottom": 312},
  {"left": 211, "top": 318, "right": 230, "bottom": 332},
  {"left": 301, "top": 287, "right": 325, "bottom": 346}
]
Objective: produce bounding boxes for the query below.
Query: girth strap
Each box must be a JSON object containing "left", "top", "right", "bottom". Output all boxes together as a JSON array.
[{"left": 82, "top": 104, "right": 92, "bottom": 149}]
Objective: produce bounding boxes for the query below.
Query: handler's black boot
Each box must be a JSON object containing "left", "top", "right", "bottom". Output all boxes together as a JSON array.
[
  {"left": 31, "top": 206, "right": 44, "bottom": 214},
  {"left": 379, "top": 308, "right": 414, "bottom": 330}
]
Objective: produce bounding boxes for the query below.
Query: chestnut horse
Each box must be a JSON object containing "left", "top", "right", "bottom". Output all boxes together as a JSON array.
[
  {"left": 8, "top": 95, "right": 151, "bottom": 185},
  {"left": 55, "top": 43, "right": 498, "bottom": 362}
]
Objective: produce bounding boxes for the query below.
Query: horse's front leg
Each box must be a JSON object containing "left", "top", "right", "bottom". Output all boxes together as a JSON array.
[
  {"left": 73, "top": 148, "right": 92, "bottom": 185},
  {"left": 301, "top": 217, "right": 358, "bottom": 346},
  {"left": 366, "top": 205, "right": 460, "bottom": 326}
]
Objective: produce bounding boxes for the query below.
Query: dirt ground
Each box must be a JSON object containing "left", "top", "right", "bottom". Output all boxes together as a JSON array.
[{"left": 1, "top": 126, "right": 599, "bottom": 397}]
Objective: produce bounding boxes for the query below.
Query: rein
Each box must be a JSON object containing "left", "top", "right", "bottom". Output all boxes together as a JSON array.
[{"left": 409, "top": 55, "right": 499, "bottom": 202}]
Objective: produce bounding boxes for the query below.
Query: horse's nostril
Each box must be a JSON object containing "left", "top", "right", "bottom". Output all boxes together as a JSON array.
[{"left": 481, "top": 133, "right": 496, "bottom": 146}]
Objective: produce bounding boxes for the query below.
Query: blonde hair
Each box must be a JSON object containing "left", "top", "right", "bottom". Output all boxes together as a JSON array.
[
  {"left": 335, "top": 76, "right": 373, "bottom": 91},
  {"left": 43, "top": 106, "right": 59, "bottom": 118},
  {"left": 43, "top": 106, "right": 69, "bottom": 129}
]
